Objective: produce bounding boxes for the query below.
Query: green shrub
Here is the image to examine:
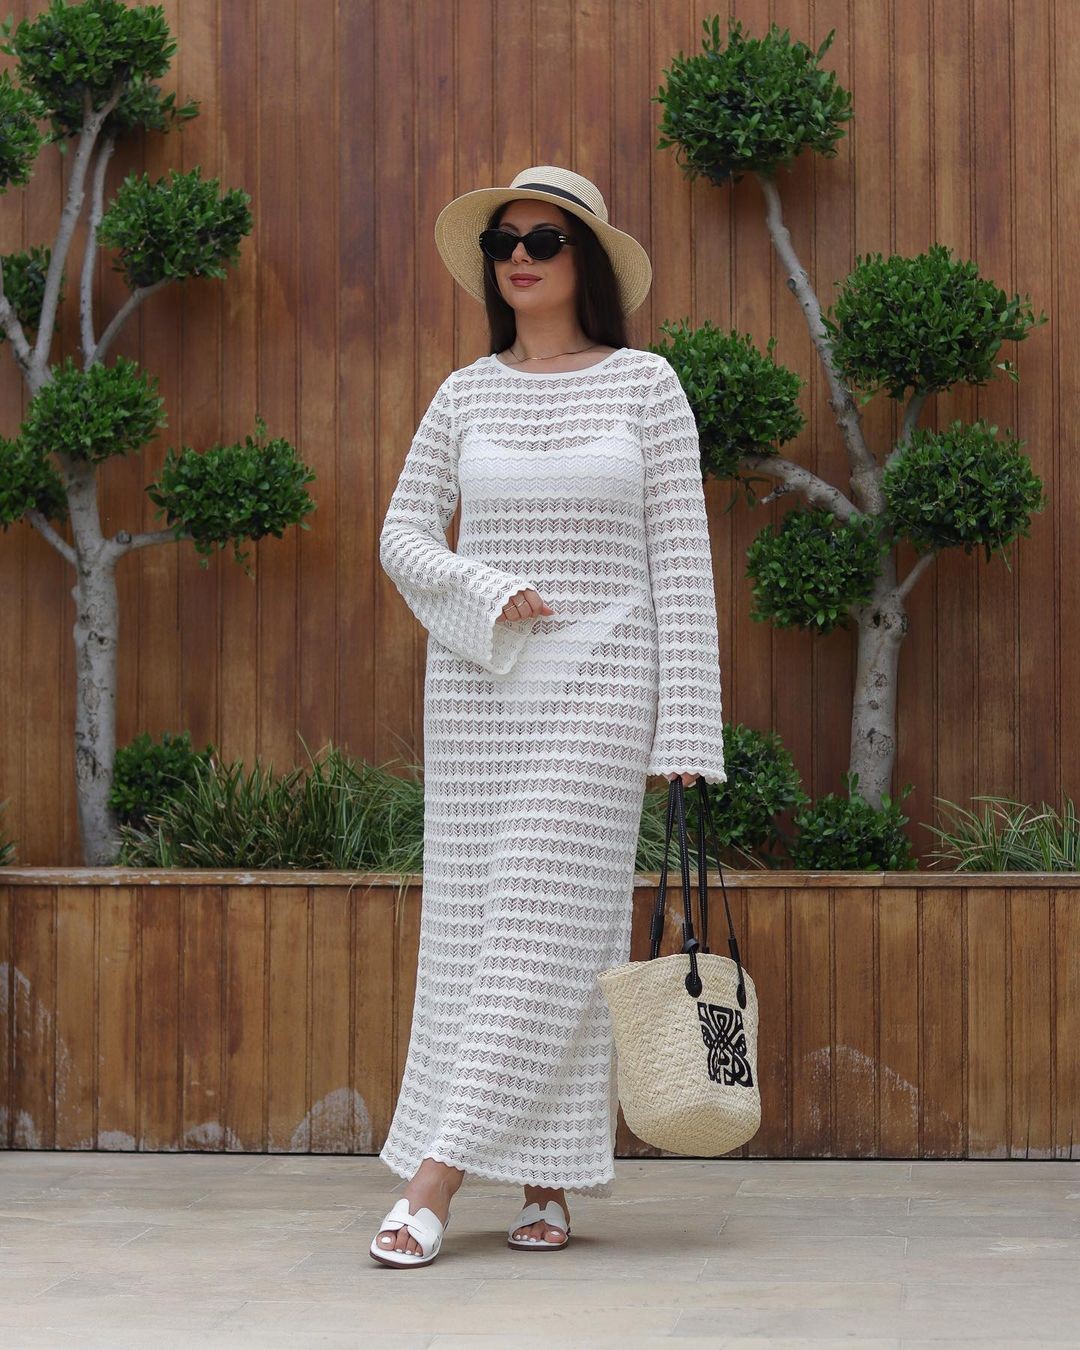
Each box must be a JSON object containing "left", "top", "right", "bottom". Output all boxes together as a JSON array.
[
  {"left": 701, "top": 722, "right": 806, "bottom": 862},
  {"left": 791, "top": 772, "right": 916, "bottom": 869},
  {"left": 109, "top": 730, "right": 215, "bottom": 828},
  {"left": 638, "top": 723, "right": 807, "bottom": 872},
  {"left": 115, "top": 731, "right": 798, "bottom": 875},
  {"left": 114, "top": 742, "right": 426, "bottom": 874}
]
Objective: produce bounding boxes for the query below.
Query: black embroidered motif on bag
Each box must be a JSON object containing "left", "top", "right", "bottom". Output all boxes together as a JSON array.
[{"left": 697, "top": 1001, "right": 754, "bottom": 1087}]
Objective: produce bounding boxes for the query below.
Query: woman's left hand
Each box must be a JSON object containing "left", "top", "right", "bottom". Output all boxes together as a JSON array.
[{"left": 663, "top": 771, "right": 699, "bottom": 787}]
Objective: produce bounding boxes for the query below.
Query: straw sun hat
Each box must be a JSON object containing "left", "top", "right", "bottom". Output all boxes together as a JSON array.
[{"left": 434, "top": 165, "right": 653, "bottom": 315}]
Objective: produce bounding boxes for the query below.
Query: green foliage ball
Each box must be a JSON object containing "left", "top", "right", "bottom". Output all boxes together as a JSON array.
[
  {"left": 21, "top": 354, "right": 166, "bottom": 464},
  {"left": 821, "top": 243, "right": 1046, "bottom": 402},
  {"left": 97, "top": 167, "right": 253, "bottom": 289},
  {"left": 884, "top": 419, "right": 1047, "bottom": 561},
  {"left": 655, "top": 15, "right": 853, "bottom": 185},
  {"left": 0, "top": 69, "right": 43, "bottom": 188},
  {"left": 147, "top": 415, "right": 316, "bottom": 574},
  {"left": 746, "top": 507, "right": 888, "bottom": 632},
  {"left": 649, "top": 318, "right": 805, "bottom": 479},
  {"left": 0, "top": 0, "right": 177, "bottom": 140},
  {"left": 0, "top": 432, "right": 68, "bottom": 527},
  {"left": 0, "top": 245, "right": 62, "bottom": 341}
]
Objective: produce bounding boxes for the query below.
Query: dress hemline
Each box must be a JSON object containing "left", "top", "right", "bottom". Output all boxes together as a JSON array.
[{"left": 378, "top": 1142, "right": 616, "bottom": 1199}]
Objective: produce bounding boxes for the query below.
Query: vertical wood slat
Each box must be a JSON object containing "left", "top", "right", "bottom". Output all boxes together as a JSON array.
[
  {"left": 54, "top": 887, "right": 96, "bottom": 1149},
  {"left": 218, "top": 0, "right": 260, "bottom": 777},
  {"left": 808, "top": 0, "right": 857, "bottom": 804},
  {"left": 336, "top": 0, "right": 377, "bottom": 761},
  {"left": 833, "top": 888, "right": 877, "bottom": 1156},
  {"left": 353, "top": 881, "right": 398, "bottom": 1152},
  {"left": 181, "top": 887, "right": 224, "bottom": 1148},
  {"left": 223, "top": 886, "right": 266, "bottom": 1150},
  {"left": 12, "top": 888, "right": 55, "bottom": 1148},
  {"left": 97, "top": 888, "right": 138, "bottom": 1148},
  {"left": 372, "top": 0, "right": 420, "bottom": 769},
  {"left": 789, "top": 888, "right": 831, "bottom": 1154},
  {"left": 888, "top": 0, "right": 937, "bottom": 854},
  {"left": 296, "top": 0, "right": 339, "bottom": 760},
  {"left": 966, "top": 887, "right": 1009, "bottom": 1157},
  {"left": 175, "top": 0, "right": 223, "bottom": 759},
  {"left": 878, "top": 887, "right": 919, "bottom": 1156},
  {"left": 1013, "top": 2, "right": 1059, "bottom": 806},
  {"left": 972, "top": 0, "right": 1019, "bottom": 798},
  {"left": 932, "top": 0, "right": 979, "bottom": 839},
  {"left": 267, "top": 888, "right": 310, "bottom": 1151},
  {"left": 309, "top": 888, "right": 353, "bottom": 1151},
  {"left": 1010, "top": 888, "right": 1053, "bottom": 1157},
  {"left": 1, "top": 874, "right": 1077, "bottom": 1160},
  {"left": 0, "top": 885, "right": 12, "bottom": 1148},
  {"left": 745, "top": 887, "right": 789, "bottom": 1157},
  {"left": 1059, "top": 0, "right": 1080, "bottom": 842},
  {"left": 137, "top": 887, "right": 181, "bottom": 1150},
  {"left": 920, "top": 887, "right": 965, "bottom": 1156},
  {"left": 1054, "top": 891, "right": 1080, "bottom": 1159},
  {"left": 256, "top": 0, "right": 301, "bottom": 777}
]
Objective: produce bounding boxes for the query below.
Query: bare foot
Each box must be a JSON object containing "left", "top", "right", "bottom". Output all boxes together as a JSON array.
[
  {"left": 511, "top": 1183, "right": 570, "bottom": 1244},
  {"left": 375, "top": 1158, "right": 464, "bottom": 1256}
]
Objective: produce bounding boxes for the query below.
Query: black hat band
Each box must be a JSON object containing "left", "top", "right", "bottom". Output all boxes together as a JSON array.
[{"left": 513, "top": 182, "right": 596, "bottom": 216}]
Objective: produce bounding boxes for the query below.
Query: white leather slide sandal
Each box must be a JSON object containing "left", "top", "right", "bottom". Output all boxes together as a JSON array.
[
  {"left": 507, "top": 1198, "right": 572, "bottom": 1249},
  {"left": 369, "top": 1197, "right": 450, "bottom": 1267}
]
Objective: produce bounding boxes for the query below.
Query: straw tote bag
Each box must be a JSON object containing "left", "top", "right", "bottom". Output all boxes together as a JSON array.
[{"left": 597, "top": 776, "right": 761, "bottom": 1155}]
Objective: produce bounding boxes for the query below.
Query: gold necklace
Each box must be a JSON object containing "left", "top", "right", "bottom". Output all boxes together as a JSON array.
[{"left": 505, "top": 342, "right": 602, "bottom": 364}]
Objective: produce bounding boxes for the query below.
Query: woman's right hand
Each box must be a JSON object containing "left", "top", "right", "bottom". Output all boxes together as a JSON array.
[{"left": 497, "top": 587, "right": 555, "bottom": 623}]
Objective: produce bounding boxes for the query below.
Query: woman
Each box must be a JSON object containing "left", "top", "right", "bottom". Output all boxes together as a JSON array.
[{"left": 371, "top": 166, "right": 727, "bottom": 1267}]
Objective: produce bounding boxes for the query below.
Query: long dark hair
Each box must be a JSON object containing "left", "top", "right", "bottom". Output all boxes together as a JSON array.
[{"left": 482, "top": 200, "right": 629, "bottom": 355}]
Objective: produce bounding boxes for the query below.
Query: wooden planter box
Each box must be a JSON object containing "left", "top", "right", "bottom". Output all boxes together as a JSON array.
[{"left": 2, "top": 870, "right": 1077, "bottom": 1158}]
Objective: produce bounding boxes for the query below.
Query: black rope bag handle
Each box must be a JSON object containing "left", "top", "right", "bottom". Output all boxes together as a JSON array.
[{"left": 647, "top": 776, "right": 747, "bottom": 1010}]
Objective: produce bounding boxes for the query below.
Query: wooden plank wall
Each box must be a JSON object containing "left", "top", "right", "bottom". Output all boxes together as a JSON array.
[
  {"left": 1, "top": 872, "right": 1077, "bottom": 1158},
  {"left": 0, "top": 0, "right": 1073, "bottom": 865}
]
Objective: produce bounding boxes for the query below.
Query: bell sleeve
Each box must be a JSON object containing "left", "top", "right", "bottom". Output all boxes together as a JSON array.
[
  {"left": 378, "top": 372, "right": 542, "bottom": 676},
  {"left": 641, "top": 358, "right": 728, "bottom": 783}
]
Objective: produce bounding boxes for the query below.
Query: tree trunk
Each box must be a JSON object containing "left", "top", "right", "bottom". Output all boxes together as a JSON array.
[
  {"left": 65, "top": 458, "right": 122, "bottom": 864},
  {"left": 849, "top": 555, "right": 908, "bottom": 807}
]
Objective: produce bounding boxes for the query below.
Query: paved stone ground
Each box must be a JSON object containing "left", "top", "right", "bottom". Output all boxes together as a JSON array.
[{"left": 0, "top": 1153, "right": 1078, "bottom": 1347}]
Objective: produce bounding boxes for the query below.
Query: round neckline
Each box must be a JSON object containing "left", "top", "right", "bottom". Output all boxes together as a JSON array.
[{"left": 488, "top": 346, "right": 627, "bottom": 378}]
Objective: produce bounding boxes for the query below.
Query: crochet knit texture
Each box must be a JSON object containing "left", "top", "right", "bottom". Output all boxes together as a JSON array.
[{"left": 377, "top": 345, "right": 726, "bottom": 1196}]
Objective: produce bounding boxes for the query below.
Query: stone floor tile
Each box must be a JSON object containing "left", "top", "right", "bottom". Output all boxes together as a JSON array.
[
  {"left": 214, "top": 1296, "right": 682, "bottom": 1336},
  {"left": 676, "top": 1304, "right": 1080, "bottom": 1340},
  {"left": 1, "top": 1154, "right": 1076, "bottom": 1343},
  {"left": 900, "top": 1341, "right": 1075, "bottom": 1349},
  {"left": 904, "top": 1234, "right": 1080, "bottom": 1260}
]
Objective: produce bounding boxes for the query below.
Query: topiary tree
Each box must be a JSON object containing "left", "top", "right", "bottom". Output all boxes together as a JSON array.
[
  {"left": 0, "top": 0, "right": 316, "bottom": 864},
  {"left": 652, "top": 16, "right": 1047, "bottom": 808}
]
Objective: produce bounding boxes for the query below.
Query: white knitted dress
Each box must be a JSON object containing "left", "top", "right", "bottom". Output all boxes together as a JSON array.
[{"left": 377, "top": 345, "right": 726, "bottom": 1197}]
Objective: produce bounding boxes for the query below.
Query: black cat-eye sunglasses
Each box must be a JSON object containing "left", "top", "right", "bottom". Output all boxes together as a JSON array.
[{"left": 478, "top": 226, "right": 577, "bottom": 262}]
